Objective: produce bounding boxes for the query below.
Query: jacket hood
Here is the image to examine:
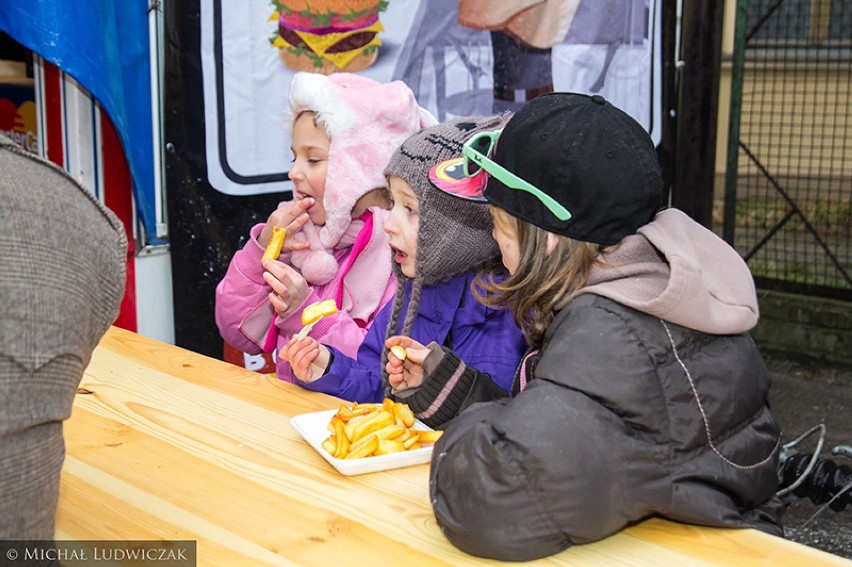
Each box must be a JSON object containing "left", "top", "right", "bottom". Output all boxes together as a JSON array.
[
  {"left": 579, "top": 208, "right": 759, "bottom": 334},
  {"left": 288, "top": 72, "right": 436, "bottom": 249},
  {"left": 287, "top": 72, "right": 436, "bottom": 284}
]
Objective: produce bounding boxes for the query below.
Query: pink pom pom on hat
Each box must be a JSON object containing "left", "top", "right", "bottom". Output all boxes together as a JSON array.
[{"left": 287, "top": 72, "right": 436, "bottom": 284}]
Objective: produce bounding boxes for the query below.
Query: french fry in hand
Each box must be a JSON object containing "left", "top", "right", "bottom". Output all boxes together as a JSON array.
[
  {"left": 294, "top": 299, "right": 339, "bottom": 339},
  {"left": 301, "top": 299, "right": 338, "bottom": 326},
  {"left": 390, "top": 345, "right": 407, "bottom": 361},
  {"left": 261, "top": 226, "right": 286, "bottom": 263},
  {"left": 320, "top": 400, "right": 442, "bottom": 460}
]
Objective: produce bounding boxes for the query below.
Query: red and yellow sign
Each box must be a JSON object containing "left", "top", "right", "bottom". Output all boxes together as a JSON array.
[{"left": 0, "top": 95, "right": 38, "bottom": 152}]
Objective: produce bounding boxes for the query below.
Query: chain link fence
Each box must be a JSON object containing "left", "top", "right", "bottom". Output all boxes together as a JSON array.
[{"left": 724, "top": 0, "right": 851, "bottom": 299}]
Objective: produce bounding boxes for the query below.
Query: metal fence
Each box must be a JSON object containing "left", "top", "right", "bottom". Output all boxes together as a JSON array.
[{"left": 724, "top": 0, "right": 851, "bottom": 300}]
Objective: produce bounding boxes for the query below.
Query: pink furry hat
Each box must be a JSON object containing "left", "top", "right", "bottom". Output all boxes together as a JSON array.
[{"left": 287, "top": 72, "right": 436, "bottom": 284}]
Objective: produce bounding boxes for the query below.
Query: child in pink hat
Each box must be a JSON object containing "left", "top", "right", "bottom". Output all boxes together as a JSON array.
[{"left": 215, "top": 72, "right": 435, "bottom": 382}]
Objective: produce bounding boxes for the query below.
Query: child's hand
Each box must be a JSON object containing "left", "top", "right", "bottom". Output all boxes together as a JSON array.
[
  {"left": 280, "top": 336, "right": 330, "bottom": 383},
  {"left": 259, "top": 199, "right": 313, "bottom": 253},
  {"left": 262, "top": 261, "right": 309, "bottom": 317},
  {"left": 385, "top": 337, "right": 428, "bottom": 391}
]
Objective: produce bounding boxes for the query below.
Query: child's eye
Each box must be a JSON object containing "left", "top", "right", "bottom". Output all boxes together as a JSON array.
[{"left": 405, "top": 205, "right": 418, "bottom": 215}]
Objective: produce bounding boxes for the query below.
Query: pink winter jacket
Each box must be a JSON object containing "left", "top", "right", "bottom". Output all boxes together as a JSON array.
[{"left": 215, "top": 207, "right": 395, "bottom": 383}]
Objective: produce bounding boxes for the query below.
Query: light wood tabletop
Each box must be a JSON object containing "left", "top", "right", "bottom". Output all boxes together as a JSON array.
[{"left": 56, "top": 326, "right": 851, "bottom": 566}]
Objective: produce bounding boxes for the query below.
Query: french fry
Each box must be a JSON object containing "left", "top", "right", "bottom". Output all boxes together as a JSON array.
[
  {"left": 319, "top": 400, "right": 442, "bottom": 460},
  {"left": 397, "top": 429, "right": 417, "bottom": 445},
  {"left": 417, "top": 429, "right": 444, "bottom": 444},
  {"left": 346, "top": 433, "right": 374, "bottom": 456},
  {"left": 321, "top": 436, "right": 337, "bottom": 455},
  {"left": 390, "top": 345, "right": 407, "bottom": 361},
  {"left": 394, "top": 402, "right": 415, "bottom": 427},
  {"left": 295, "top": 299, "right": 340, "bottom": 339},
  {"left": 373, "top": 423, "right": 405, "bottom": 441},
  {"left": 331, "top": 416, "right": 350, "bottom": 459},
  {"left": 375, "top": 439, "right": 406, "bottom": 455},
  {"left": 261, "top": 226, "right": 286, "bottom": 263},
  {"left": 342, "top": 412, "right": 376, "bottom": 441},
  {"left": 336, "top": 404, "right": 372, "bottom": 421},
  {"left": 349, "top": 409, "right": 394, "bottom": 442},
  {"left": 345, "top": 434, "right": 379, "bottom": 459},
  {"left": 301, "top": 299, "right": 339, "bottom": 326}
]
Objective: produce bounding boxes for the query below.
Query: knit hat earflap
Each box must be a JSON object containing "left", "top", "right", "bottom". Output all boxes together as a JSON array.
[{"left": 380, "top": 114, "right": 511, "bottom": 395}]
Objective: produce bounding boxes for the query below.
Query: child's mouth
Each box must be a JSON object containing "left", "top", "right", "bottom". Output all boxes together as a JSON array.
[{"left": 391, "top": 247, "right": 408, "bottom": 264}]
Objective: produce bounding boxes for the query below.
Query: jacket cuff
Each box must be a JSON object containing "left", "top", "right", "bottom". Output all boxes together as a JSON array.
[
  {"left": 276, "top": 290, "right": 322, "bottom": 337},
  {"left": 406, "top": 344, "right": 475, "bottom": 427},
  {"left": 240, "top": 301, "right": 275, "bottom": 350}
]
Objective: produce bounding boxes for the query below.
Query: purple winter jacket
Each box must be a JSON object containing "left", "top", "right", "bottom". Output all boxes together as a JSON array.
[{"left": 298, "top": 272, "right": 526, "bottom": 405}]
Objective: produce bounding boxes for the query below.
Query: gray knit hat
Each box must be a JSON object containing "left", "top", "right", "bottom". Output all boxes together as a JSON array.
[
  {"left": 380, "top": 115, "right": 510, "bottom": 395},
  {"left": 384, "top": 114, "right": 510, "bottom": 287}
]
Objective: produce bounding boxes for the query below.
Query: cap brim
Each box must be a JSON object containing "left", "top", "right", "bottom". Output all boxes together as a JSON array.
[{"left": 428, "top": 157, "right": 488, "bottom": 202}]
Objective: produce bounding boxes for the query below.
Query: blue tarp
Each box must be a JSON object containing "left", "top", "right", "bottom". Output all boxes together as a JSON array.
[{"left": 0, "top": 0, "right": 160, "bottom": 244}]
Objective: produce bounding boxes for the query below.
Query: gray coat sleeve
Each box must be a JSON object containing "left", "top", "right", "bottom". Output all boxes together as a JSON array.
[{"left": 0, "top": 135, "right": 127, "bottom": 539}]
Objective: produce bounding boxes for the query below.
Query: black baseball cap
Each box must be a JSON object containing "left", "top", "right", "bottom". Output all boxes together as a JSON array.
[{"left": 483, "top": 92, "right": 665, "bottom": 245}]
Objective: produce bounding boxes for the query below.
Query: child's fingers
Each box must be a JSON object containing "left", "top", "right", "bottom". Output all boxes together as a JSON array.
[
  {"left": 386, "top": 336, "right": 427, "bottom": 363},
  {"left": 286, "top": 211, "right": 310, "bottom": 234},
  {"left": 292, "top": 347, "right": 319, "bottom": 378},
  {"left": 387, "top": 371, "right": 405, "bottom": 389},
  {"left": 283, "top": 238, "right": 310, "bottom": 254},
  {"left": 262, "top": 266, "right": 284, "bottom": 288},
  {"left": 263, "top": 267, "right": 308, "bottom": 317},
  {"left": 296, "top": 342, "right": 319, "bottom": 365},
  {"left": 387, "top": 335, "right": 419, "bottom": 349},
  {"left": 280, "top": 212, "right": 311, "bottom": 253},
  {"left": 278, "top": 339, "right": 296, "bottom": 363},
  {"left": 385, "top": 358, "right": 402, "bottom": 375},
  {"left": 286, "top": 338, "right": 319, "bottom": 380},
  {"left": 270, "top": 198, "right": 312, "bottom": 225},
  {"left": 268, "top": 291, "right": 288, "bottom": 315},
  {"left": 388, "top": 345, "right": 426, "bottom": 366},
  {"left": 263, "top": 263, "right": 306, "bottom": 295}
]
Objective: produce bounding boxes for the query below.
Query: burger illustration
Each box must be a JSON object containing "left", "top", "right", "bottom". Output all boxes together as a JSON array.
[{"left": 269, "top": 0, "right": 389, "bottom": 74}]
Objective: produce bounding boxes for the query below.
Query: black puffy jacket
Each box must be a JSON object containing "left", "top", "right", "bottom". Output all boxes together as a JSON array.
[{"left": 430, "top": 293, "right": 783, "bottom": 561}]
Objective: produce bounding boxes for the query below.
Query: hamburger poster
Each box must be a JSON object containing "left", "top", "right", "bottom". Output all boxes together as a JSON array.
[
  {"left": 201, "top": 0, "right": 662, "bottom": 198},
  {"left": 270, "top": 0, "right": 389, "bottom": 74}
]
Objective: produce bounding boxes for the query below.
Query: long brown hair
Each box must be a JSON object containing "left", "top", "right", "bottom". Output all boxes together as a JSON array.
[{"left": 475, "top": 206, "right": 606, "bottom": 347}]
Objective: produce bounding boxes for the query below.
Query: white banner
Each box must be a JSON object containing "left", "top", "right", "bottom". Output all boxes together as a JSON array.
[{"left": 201, "top": 0, "right": 662, "bottom": 197}]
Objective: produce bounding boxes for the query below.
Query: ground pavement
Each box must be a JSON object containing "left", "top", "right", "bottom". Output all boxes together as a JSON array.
[{"left": 766, "top": 355, "right": 852, "bottom": 560}]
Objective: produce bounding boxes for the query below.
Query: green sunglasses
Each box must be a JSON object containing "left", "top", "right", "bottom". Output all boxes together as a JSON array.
[{"left": 461, "top": 130, "right": 572, "bottom": 221}]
